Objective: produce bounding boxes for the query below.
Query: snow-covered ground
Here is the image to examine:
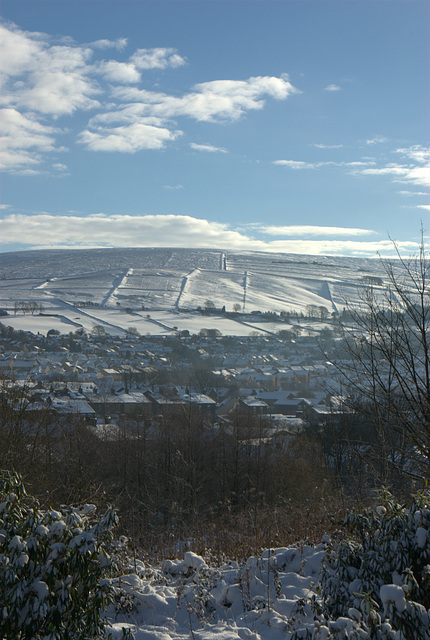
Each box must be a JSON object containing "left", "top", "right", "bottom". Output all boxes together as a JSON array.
[
  {"left": 0, "top": 309, "right": 338, "bottom": 338},
  {"left": 0, "top": 309, "right": 277, "bottom": 337},
  {"left": 0, "top": 248, "right": 410, "bottom": 337},
  {"left": 104, "top": 490, "right": 430, "bottom": 639},
  {"left": 106, "top": 526, "right": 430, "bottom": 640},
  {"left": 3, "top": 485, "right": 429, "bottom": 640},
  {"left": 107, "top": 542, "right": 330, "bottom": 640}
]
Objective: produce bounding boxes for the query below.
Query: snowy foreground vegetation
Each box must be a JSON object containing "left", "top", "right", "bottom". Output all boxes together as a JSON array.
[{"left": 1, "top": 472, "right": 429, "bottom": 640}]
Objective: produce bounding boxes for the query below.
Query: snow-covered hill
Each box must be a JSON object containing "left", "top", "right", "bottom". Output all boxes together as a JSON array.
[{"left": 0, "top": 248, "right": 406, "bottom": 336}]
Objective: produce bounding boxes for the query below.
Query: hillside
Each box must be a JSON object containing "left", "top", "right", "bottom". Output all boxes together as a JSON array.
[{"left": 0, "top": 248, "right": 405, "bottom": 337}]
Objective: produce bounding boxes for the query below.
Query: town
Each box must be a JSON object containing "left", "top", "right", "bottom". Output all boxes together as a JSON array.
[{"left": 0, "top": 312, "right": 345, "bottom": 433}]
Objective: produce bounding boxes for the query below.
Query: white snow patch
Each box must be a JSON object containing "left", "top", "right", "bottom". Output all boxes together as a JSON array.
[{"left": 380, "top": 584, "right": 406, "bottom": 614}]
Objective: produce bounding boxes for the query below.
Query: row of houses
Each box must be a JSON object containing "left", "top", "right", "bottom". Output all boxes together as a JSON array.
[
  {"left": 0, "top": 345, "right": 339, "bottom": 395},
  {"left": 4, "top": 381, "right": 219, "bottom": 424},
  {"left": 3, "top": 374, "right": 350, "bottom": 434},
  {"left": 238, "top": 389, "right": 352, "bottom": 424}
]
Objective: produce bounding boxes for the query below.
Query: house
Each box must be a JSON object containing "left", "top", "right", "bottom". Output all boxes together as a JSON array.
[
  {"left": 253, "top": 391, "right": 309, "bottom": 416},
  {"left": 238, "top": 395, "right": 269, "bottom": 416},
  {"left": 176, "top": 387, "right": 218, "bottom": 418},
  {"left": 85, "top": 391, "right": 152, "bottom": 418},
  {"left": 144, "top": 388, "right": 187, "bottom": 414},
  {"left": 48, "top": 397, "right": 97, "bottom": 424}
]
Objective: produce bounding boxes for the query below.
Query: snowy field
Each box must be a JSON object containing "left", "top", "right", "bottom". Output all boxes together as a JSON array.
[
  {"left": 0, "top": 248, "right": 408, "bottom": 336},
  {"left": 0, "top": 309, "right": 275, "bottom": 338}
]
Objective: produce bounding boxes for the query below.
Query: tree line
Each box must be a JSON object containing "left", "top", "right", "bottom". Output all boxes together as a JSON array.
[{"left": 14, "top": 301, "right": 44, "bottom": 315}]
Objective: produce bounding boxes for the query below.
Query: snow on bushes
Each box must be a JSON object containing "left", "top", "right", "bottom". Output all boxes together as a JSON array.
[
  {"left": 108, "top": 492, "right": 429, "bottom": 640},
  {"left": 320, "top": 491, "right": 430, "bottom": 638},
  {"left": 1, "top": 472, "right": 429, "bottom": 640},
  {"left": 0, "top": 471, "right": 118, "bottom": 640}
]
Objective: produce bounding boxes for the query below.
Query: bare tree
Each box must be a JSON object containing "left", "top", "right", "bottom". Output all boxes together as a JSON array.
[
  {"left": 91, "top": 325, "right": 106, "bottom": 336},
  {"left": 335, "top": 233, "right": 429, "bottom": 485}
]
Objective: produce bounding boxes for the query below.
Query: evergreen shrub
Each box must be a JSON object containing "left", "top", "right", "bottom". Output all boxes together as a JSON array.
[
  {"left": 319, "top": 491, "right": 430, "bottom": 639},
  {"left": 0, "top": 471, "right": 118, "bottom": 639}
]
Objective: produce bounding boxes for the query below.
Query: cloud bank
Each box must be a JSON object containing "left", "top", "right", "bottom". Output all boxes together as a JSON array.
[
  {"left": 0, "top": 213, "right": 420, "bottom": 258},
  {"left": 256, "top": 225, "right": 375, "bottom": 237}
]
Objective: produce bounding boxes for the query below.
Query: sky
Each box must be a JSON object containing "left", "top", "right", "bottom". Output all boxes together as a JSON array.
[{"left": 1, "top": 0, "right": 429, "bottom": 258}]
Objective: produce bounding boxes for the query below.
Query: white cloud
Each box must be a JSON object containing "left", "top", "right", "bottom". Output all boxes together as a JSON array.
[
  {"left": 324, "top": 84, "right": 341, "bottom": 91},
  {"left": 344, "top": 161, "right": 376, "bottom": 167},
  {"left": 274, "top": 159, "right": 377, "bottom": 171},
  {"left": 365, "top": 136, "right": 387, "bottom": 145},
  {"left": 88, "top": 105, "right": 167, "bottom": 128},
  {"left": 273, "top": 160, "right": 320, "bottom": 169},
  {"left": 0, "top": 108, "right": 59, "bottom": 171},
  {"left": 0, "top": 213, "right": 418, "bottom": 258},
  {"left": 6, "top": 66, "right": 100, "bottom": 116},
  {"left": 111, "top": 75, "right": 298, "bottom": 123},
  {"left": 99, "top": 60, "right": 141, "bottom": 83},
  {"left": 163, "top": 184, "right": 184, "bottom": 190},
  {"left": 52, "top": 163, "right": 69, "bottom": 176},
  {"left": 1, "top": 213, "right": 257, "bottom": 250},
  {"left": 403, "top": 165, "right": 430, "bottom": 187},
  {"left": 397, "top": 190, "right": 428, "bottom": 196},
  {"left": 130, "top": 48, "right": 186, "bottom": 70},
  {"left": 396, "top": 145, "right": 430, "bottom": 164},
  {"left": 255, "top": 238, "right": 419, "bottom": 257},
  {"left": 355, "top": 162, "right": 430, "bottom": 188},
  {"left": 0, "top": 23, "right": 102, "bottom": 171},
  {"left": 356, "top": 165, "right": 407, "bottom": 177},
  {"left": 276, "top": 142, "right": 429, "bottom": 189},
  {"left": 1, "top": 22, "right": 299, "bottom": 164},
  {"left": 1, "top": 23, "right": 44, "bottom": 77},
  {"left": 312, "top": 143, "right": 343, "bottom": 149},
  {"left": 79, "top": 76, "right": 298, "bottom": 152},
  {"left": 0, "top": 25, "right": 190, "bottom": 166},
  {"left": 1, "top": 23, "right": 100, "bottom": 116},
  {"left": 190, "top": 143, "right": 228, "bottom": 153},
  {"left": 416, "top": 204, "right": 430, "bottom": 211},
  {"left": 97, "top": 48, "right": 186, "bottom": 83},
  {"left": 90, "top": 38, "right": 128, "bottom": 50},
  {"left": 78, "top": 122, "right": 182, "bottom": 152},
  {"left": 257, "top": 225, "right": 375, "bottom": 237}
]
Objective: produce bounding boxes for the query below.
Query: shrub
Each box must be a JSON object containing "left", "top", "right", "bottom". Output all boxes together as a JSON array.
[
  {"left": 0, "top": 471, "right": 118, "bottom": 639},
  {"left": 319, "top": 491, "right": 430, "bottom": 639}
]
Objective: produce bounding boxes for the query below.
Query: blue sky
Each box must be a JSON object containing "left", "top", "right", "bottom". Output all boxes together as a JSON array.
[{"left": 1, "top": 0, "right": 429, "bottom": 257}]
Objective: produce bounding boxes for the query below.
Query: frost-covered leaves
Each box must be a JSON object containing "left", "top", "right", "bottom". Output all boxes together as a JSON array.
[
  {"left": 320, "top": 491, "right": 430, "bottom": 639},
  {"left": 0, "top": 471, "right": 118, "bottom": 640}
]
